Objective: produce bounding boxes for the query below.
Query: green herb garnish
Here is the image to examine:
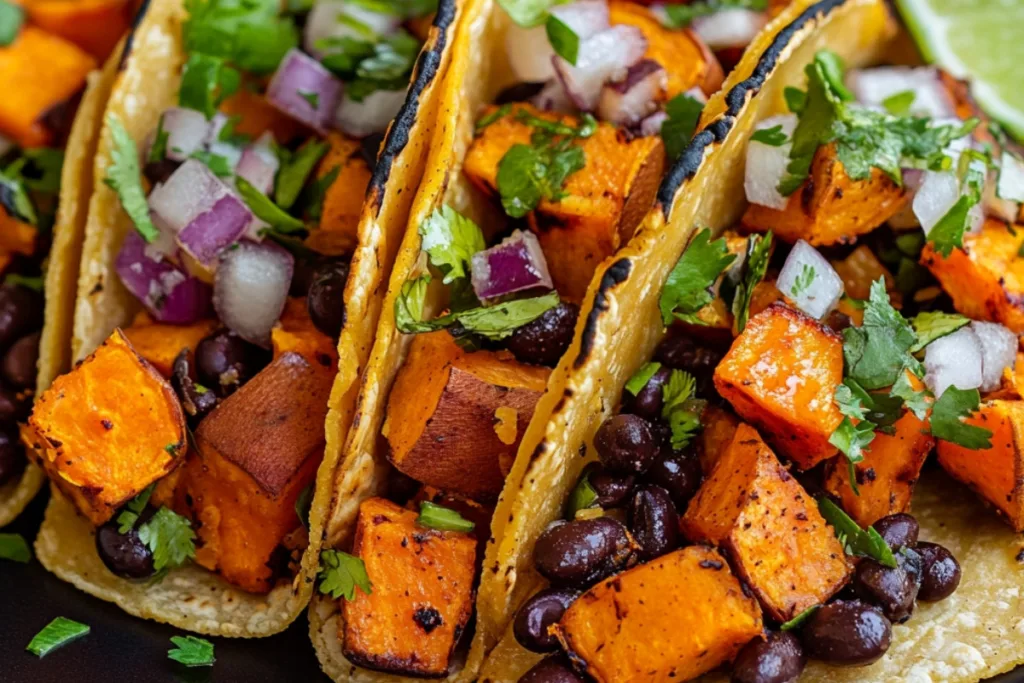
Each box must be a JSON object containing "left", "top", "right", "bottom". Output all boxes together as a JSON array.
[
  {"left": 137, "top": 507, "right": 196, "bottom": 572},
  {"left": 179, "top": 52, "right": 240, "bottom": 119},
  {"left": 625, "top": 362, "right": 663, "bottom": 396},
  {"left": 659, "top": 228, "right": 736, "bottom": 325},
  {"left": 417, "top": 501, "right": 476, "bottom": 532},
  {"left": 818, "top": 497, "right": 897, "bottom": 568},
  {"left": 26, "top": 618, "right": 90, "bottom": 657},
  {"left": 168, "top": 635, "right": 215, "bottom": 667},
  {"left": 0, "top": 0, "right": 24, "bottom": 47},
  {"left": 661, "top": 92, "right": 705, "bottom": 162},
  {"left": 930, "top": 386, "right": 993, "bottom": 449},
  {"left": 780, "top": 605, "right": 819, "bottom": 631},
  {"left": 545, "top": 14, "right": 579, "bottom": 64},
  {"left": 236, "top": 176, "right": 306, "bottom": 234},
  {"left": 750, "top": 125, "right": 788, "bottom": 147},
  {"left": 318, "top": 549, "right": 373, "bottom": 600},
  {"left": 730, "top": 232, "right": 772, "bottom": 333},
  {"left": 566, "top": 467, "right": 599, "bottom": 517},
  {"left": 104, "top": 115, "right": 158, "bottom": 243},
  {"left": 0, "top": 532, "right": 31, "bottom": 563},
  {"left": 276, "top": 140, "right": 329, "bottom": 210}
]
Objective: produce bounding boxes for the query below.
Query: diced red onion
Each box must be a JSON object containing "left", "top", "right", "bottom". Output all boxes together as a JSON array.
[
  {"left": 214, "top": 240, "right": 294, "bottom": 347},
  {"left": 304, "top": 0, "right": 400, "bottom": 57},
  {"left": 596, "top": 59, "right": 667, "bottom": 126},
  {"left": 116, "top": 230, "right": 213, "bottom": 323},
  {"left": 846, "top": 67, "right": 955, "bottom": 118},
  {"left": 505, "top": 0, "right": 611, "bottom": 83},
  {"left": 334, "top": 88, "right": 406, "bottom": 138},
  {"left": 998, "top": 151, "right": 1024, "bottom": 203},
  {"left": 691, "top": 9, "right": 766, "bottom": 51},
  {"left": 157, "top": 107, "right": 211, "bottom": 162},
  {"left": 177, "top": 194, "right": 254, "bottom": 267},
  {"left": 971, "top": 320, "right": 1018, "bottom": 392},
  {"left": 924, "top": 326, "right": 984, "bottom": 398},
  {"left": 470, "top": 229, "right": 553, "bottom": 300},
  {"left": 235, "top": 132, "right": 279, "bottom": 195},
  {"left": 639, "top": 111, "right": 668, "bottom": 137},
  {"left": 777, "top": 239, "right": 844, "bottom": 320},
  {"left": 204, "top": 113, "right": 244, "bottom": 169},
  {"left": 744, "top": 114, "right": 797, "bottom": 210},
  {"left": 531, "top": 79, "right": 574, "bottom": 112},
  {"left": 553, "top": 25, "right": 647, "bottom": 112},
  {"left": 267, "top": 48, "right": 343, "bottom": 133}
]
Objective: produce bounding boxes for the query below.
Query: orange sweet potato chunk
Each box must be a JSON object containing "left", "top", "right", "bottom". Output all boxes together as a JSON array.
[
  {"left": 698, "top": 403, "right": 740, "bottom": 475},
  {"left": 178, "top": 351, "right": 333, "bottom": 593},
  {"left": 0, "top": 26, "right": 96, "bottom": 147},
  {"left": 0, "top": 210, "right": 37, "bottom": 256},
  {"left": 555, "top": 546, "right": 763, "bottom": 682},
  {"left": 219, "top": 87, "right": 306, "bottom": 143},
  {"left": 921, "top": 219, "right": 1024, "bottom": 332},
  {"left": 27, "top": 329, "right": 185, "bottom": 525},
  {"left": 304, "top": 132, "right": 373, "bottom": 256},
  {"left": 463, "top": 104, "right": 665, "bottom": 301},
  {"left": 742, "top": 143, "right": 908, "bottom": 246},
  {"left": 121, "top": 311, "right": 218, "bottom": 377},
  {"left": 936, "top": 400, "right": 1024, "bottom": 531},
  {"left": 682, "top": 424, "right": 851, "bottom": 621},
  {"left": 272, "top": 296, "right": 338, "bottom": 373},
  {"left": 831, "top": 245, "right": 898, "bottom": 303},
  {"left": 23, "top": 0, "right": 136, "bottom": 60},
  {"left": 383, "top": 331, "right": 549, "bottom": 500},
  {"left": 714, "top": 303, "right": 844, "bottom": 469},
  {"left": 342, "top": 497, "right": 478, "bottom": 678}
]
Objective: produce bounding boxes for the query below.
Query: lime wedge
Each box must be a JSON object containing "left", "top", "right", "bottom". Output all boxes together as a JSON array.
[{"left": 895, "top": 0, "right": 1024, "bottom": 140}]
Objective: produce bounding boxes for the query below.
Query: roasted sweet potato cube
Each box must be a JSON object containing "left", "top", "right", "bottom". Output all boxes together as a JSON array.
[
  {"left": 24, "top": 0, "right": 136, "bottom": 60},
  {"left": 682, "top": 424, "right": 851, "bottom": 621},
  {"left": 824, "top": 388, "right": 933, "bottom": 527},
  {"left": 714, "top": 303, "right": 844, "bottom": 469},
  {"left": 342, "top": 497, "right": 477, "bottom": 678},
  {"left": 0, "top": 209, "right": 38, "bottom": 256},
  {"left": 463, "top": 103, "right": 665, "bottom": 301},
  {"left": 831, "top": 244, "right": 898, "bottom": 304},
  {"left": 304, "top": 132, "right": 373, "bottom": 256},
  {"left": 383, "top": 331, "right": 549, "bottom": 500},
  {"left": 921, "top": 219, "right": 1024, "bottom": 332},
  {"left": 27, "top": 329, "right": 185, "bottom": 525},
  {"left": 742, "top": 143, "right": 908, "bottom": 246},
  {"left": 272, "top": 296, "right": 338, "bottom": 373},
  {"left": 936, "top": 400, "right": 1024, "bottom": 531},
  {"left": 698, "top": 403, "right": 740, "bottom": 474},
  {"left": 219, "top": 86, "right": 306, "bottom": 143},
  {"left": 178, "top": 351, "right": 333, "bottom": 593},
  {"left": 555, "top": 546, "right": 763, "bottom": 682},
  {"left": 0, "top": 26, "right": 96, "bottom": 147},
  {"left": 122, "top": 311, "right": 218, "bottom": 377}
]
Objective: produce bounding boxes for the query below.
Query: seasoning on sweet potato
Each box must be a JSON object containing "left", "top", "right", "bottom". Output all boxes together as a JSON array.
[
  {"left": 714, "top": 303, "right": 844, "bottom": 469},
  {"left": 463, "top": 104, "right": 665, "bottom": 301},
  {"left": 122, "top": 311, "right": 218, "bottom": 377},
  {"left": 0, "top": 26, "right": 96, "bottom": 147},
  {"left": 681, "top": 424, "right": 851, "bottom": 621},
  {"left": 698, "top": 403, "right": 740, "bottom": 474},
  {"left": 23, "top": 0, "right": 136, "bottom": 60},
  {"left": 342, "top": 496, "right": 477, "bottom": 678},
  {"left": 921, "top": 218, "right": 1024, "bottom": 332},
  {"left": 304, "top": 132, "right": 373, "bottom": 256},
  {"left": 742, "top": 143, "right": 908, "bottom": 246},
  {"left": 272, "top": 296, "right": 338, "bottom": 373},
  {"left": 383, "top": 331, "right": 549, "bottom": 500},
  {"left": 936, "top": 400, "right": 1024, "bottom": 531},
  {"left": 26, "top": 329, "right": 185, "bottom": 526},
  {"left": 176, "top": 351, "right": 333, "bottom": 593},
  {"left": 831, "top": 244, "right": 899, "bottom": 304},
  {"left": 554, "top": 546, "right": 763, "bottom": 682}
]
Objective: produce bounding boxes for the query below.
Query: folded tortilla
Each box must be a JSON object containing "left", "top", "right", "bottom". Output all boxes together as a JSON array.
[{"left": 34, "top": 0, "right": 461, "bottom": 636}]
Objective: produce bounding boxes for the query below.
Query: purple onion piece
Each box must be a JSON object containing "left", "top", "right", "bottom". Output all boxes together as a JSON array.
[
  {"left": 596, "top": 59, "right": 667, "bottom": 126},
  {"left": 116, "top": 231, "right": 213, "bottom": 324},
  {"left": 213, "top": 240, "right": 294, "bottom": 347},
  {"left": 177, "top": 194, "right": 254, "bottom": 267},
  {"left": 267, "top": 48, "right": 343, "bottom": 133},
  {"left": 553, "top": 24, "right": 648, "bottom": 112},
  {"left": 470, "top": 230, "right": 554, "bottom": 301},
  {"left": 235, "top": 132, "right": 280, "bottom": 195},
  {"left": 158, "top": 107, "right": 212, "bottom": 162}
]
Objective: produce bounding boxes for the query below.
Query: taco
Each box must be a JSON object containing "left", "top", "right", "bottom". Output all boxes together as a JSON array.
[
  {"left": 0, "top": 5, "right": 131, "bottom": 527},
  {"left": 469, "top": 0, "right": 1024, "bottom": 681},
  {"left": 23, "top": 0, "right": 460, "bottom": 637},
  {"left": 300, "top": 0, "right": 797, "bottom": 679}
]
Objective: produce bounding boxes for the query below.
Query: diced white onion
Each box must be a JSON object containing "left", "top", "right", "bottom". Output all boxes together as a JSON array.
[
  {"left": 504, "top": 1, "right": 610, "bottom": 83},
  {"left": 913, "top": 168, "right": 983, "bottom": 237},
  {"left": 971, "top": 321, "right": 1018, "bottom": 392},
  {"left": 213, "top": 241, "right": 294, "bottom": 347},
  {"left": 334, "top": 88, "right": 406, "bottom": 138},
  {"left": 744, "top": 114, "right": 797, "bottom": 210},
  {"left": 777, "top": 239, "right": 844, "bottom": 320},
  {"left": 998, "top": 151, "right": 1024, "bottom": 203},
  {"left": 596, "top": 60, "right": 667, "bottom": 126},
  {"left": 531, "top": 79, "right": 574, "bottom": 112},
  {"left": 235, "top": 132, "right": 280, "bottom": 195},
  {"left": 148, "top": 158, "right": 232, "bottom": 234},
  {"left": 924, "top": 326, "right": 984, "bottom": 398},
  {"left": 846, "top": 67, "right": 955, "bottom": 118},
  {"left": 267, "top": 48, "right": 343, "bottom": 132},
  {"left": 159, "top": 108, "right": 211, "bottom": 162},
  {"left": 690, "top": 9, "right": 766, "bottom": 50},
  {"left": 553, "top": 24, "right": 647, "bottom": 111},
  {"left": 984, "top": 168, "right": 1020, "bottom": 224},
  {"left": 304, "top": 0, "right": 400, "bottom": 57}
]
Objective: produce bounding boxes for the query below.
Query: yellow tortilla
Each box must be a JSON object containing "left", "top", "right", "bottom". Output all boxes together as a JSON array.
[{"left": 34, "top": 0, "right": 462, "bottom": 637}]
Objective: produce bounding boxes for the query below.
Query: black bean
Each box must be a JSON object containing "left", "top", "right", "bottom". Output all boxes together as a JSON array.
[
  {"left": 801, "top": 600, "right": 891, "bottom": 667},
  {"left": 0, "top": 426, "right": 25, "bottom": 487},
  {"left": 2, "top": 331, "right": 39, "bottom": 390},
  {"left": 195, "top": 330, "right": 271, "bottom": 397},
  {"left": 851, "top": 557, "right": 920, "bottom": 623},
  {"left": 621, "top": 367, "right": 670, "bottom": 421},
  {"left": 872, "top": 513, "right": 919, "bottom": 550},
  {"left": 594, "top": 414, "right": 657, "bottom": 475},
  {"left": 290, "top": 253, "right": 330, "bottom": 297},
  {"left": 519, "top": 654, "right": 586, "bottom": 683},
  {"left": 0, "top": 284, "right": 42, "bottom": 351},
  {"left": 495, "top": 82, "right": 547, "bottom": 105},
  {"left": 307, "top": 260, "right": 350, "bottom": 338},
  {"left": 171, "top": 349, "right": 218, "bottom": 426},
  {"left": 513, "top": 587, "right": 579, "bottom": 653},
  {"left": 588, "top": 464, "right": 636, "bottom": 509},
  {"left": 653, "top": 334, "right": 722, "bottom": 394},
  {"left": 534, "top": 517, "right": 636, "bottom": 588},
  {"left": 627, "top": 485, "right": 680, "bottom": 561},
  {"left": 644, "top": 448, "right": 703, "bottom": 510},
  {"left": 916, "top": 542, "right": 961, "bottom": 601},
  {"left": 95, "top": 518, "right": 156, "bottom": 579},
  {"left": 506, "top": 302, "right": 579, "bottom": 368},
  {"left": 143, "top": 157, "right": 181, "bottom": 186},
  {"left": 0, "top": 383, "right": 28, "bottom": 423},
  {"left": 731, "top": 631, "right": 806, "bottom": 683}
]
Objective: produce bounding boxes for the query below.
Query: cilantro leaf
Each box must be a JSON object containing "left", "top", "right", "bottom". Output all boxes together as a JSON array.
[
  {"left": 659, "top": 228, "right": 736, "bottom": 325},
  {"left": 834, "top": 381, "right": 867, "bottom": 420},
  {"left": 909, "top": 311, "right": 969, "bottom": 353},
  {"left": 625, "top": 362, "right": 662, "bottom": 396},
  {"left": 275, "top": 140, "right": 328, "bottom": 210},
  {"left": 26, "top": 618, "right": 89, "bottom": 657},
  {"left": 778, "top": 53, "right": 843, "bottom": 195},
  {"left": 930, "top": 386, "right": 993, "bottom": 449},
  {"left": 183, "top": 0, "right": 299, "bottom": 75},
  {"left": 818, "top": 497, "right": 897, "bottom": 567},
  {"left": 318, "top": 549, "right": 372, "bottom": 600},
  {"left": 661, "top": 0, "right": 767, "bottom": 26},
  {"left": 566, "top": 466, "right": 599, "bottom": 517},
  {"left": 116, "top": 484, "right": 155, "bottom": 534},
  {"left": 179, "top": 52, "right": 239, "bottom": 119},
  {"left": 236, "top": 176, "right": 306, "bottom": 235},
  {"left": 890, "top": 370, "right": 932, "bottom": 420},
  {"left": 298, "top": 90, "right": 319, "bottom": 109},
  {"left": 790, "top": 264, "right": 816, "bottom": 297},
  {"left": 5, "top": 273, "right": 43, "bottom": 292},
  {"left": 545, "top": 14, "right": 578, "bottom": 65},
  {"left": 496, "top": 0, "right": 559, "bottom": 26},
  {"left": 927, "top": 194, "right": 974, "bottom": 258},
  {"left": 476, "top": 104, "right": 513, "bottom": 131},
  {"left": 781, "top": 605, "right": 819, "bottom": 631},
  {"left": 168, "top": 635, "right": 215, "bottom": 667},
  {"left": 842, "top": 279, "right": 917, "bottom": 390},
  {"left": 419, "top": 205, "right": 486, "bottom": 284},
  {"left": 454, "top": 291, "right": 559, "bottom": 340},
  {"left": 137, "top": 507, "right": 196, "bottom": 572},
  {"left": 882, "top": 90, "right": 916, "bottom": 115},
  {"left": 417, "top": 501, "right": 475, "bottom": 532},
  {"left": 189, "top": 150, "right": 234, "bottom": 177},
  {"left": 750, "top": 125, "right": 788, "bottom": 147},
  {"left": 784, "top": 86, "right": 806, "bottom": 115},
  {"left": 104, "top": 115, "right": 158, "bottom": 243},
  {"left": 148, "top": 117, "right": 169, "bottom": 164},
  {"left": 0, "top": 0, "right": 23, "bottom": 47},
  {"left": 661, "top": 93, "right": 704, "bottom": 162},
  {"left": 0, "top": 532, "right": 31, "bottom": 563},
  {"left": 829, "top": 416, "right": 876, "bottom": 465},
  {"left": 661, "top": 369, "right": 702, "bottom": 450},
  {"left": 394, "top": 274, "right": 434, "bottom": 334},
  {"left": 731, "top": 232, "right": 772, "bottom": 333}
]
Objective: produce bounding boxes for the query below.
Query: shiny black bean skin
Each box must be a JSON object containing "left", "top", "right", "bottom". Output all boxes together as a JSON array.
[
  {"left": 872, "top": 513, "right": 919, "bottom": 550},
  {"left": 513, "top": 588, "right": 579, "bottom": 653},
  {"left": 171, "top": 349, "right": 218, "bottom": 426},
  {"left": 801, "top": 600, "right": 892, "bottom": 667},
  {"left": 627, "top": 485, "right": 680, "bottom": 561},
  {"left": 519, "top": 655, "right": 586, "bottom": 683},
  {"left": 653, "top": 335, "right": 722, "bottom": 394},
  {"left": 916, "top": 542, "right": 962, "bottom": 601},
  {"left": 506, "top": 303, "right": 579, "bottom": 368},
  {"left": 0, "top": 426, "right": 25, "bottom": 487},
  {"left": 644, "top": 447, "right": 703, "bottom": 510},
  {"left": 534, "top": 517, "right": 636, "bottom": 588},
  {"left": 620, "top": 367, "right": 671, "bottom": 421},
  {"left": 851, "top": 558, "right": 920, "bottom": 623},
  {"left": 0, "top": 384, "right": 28, "bottom": 423},
  {"left": 307, "top": 260, "right": 350, "bottom": 338},
  {"left": 95, "top": 519, "right": 156, "bottom": 579},
  {"left": 588, "top": 464, "right": 635, "bottom": 509},
  {"left": 731, "top": 631, "right": 806, "bottom": 683},
  {"left": 0, "top": 284, "right": 42, "bottom": 351},
  {"left": 195, "top": 330, "right": 271, "bottom": 397},
  {"left": 594, "top": 414, "right": 657, "bottom": 475},
  {"left": 2, "top": 331, "right": 40, "bottom": 389}
]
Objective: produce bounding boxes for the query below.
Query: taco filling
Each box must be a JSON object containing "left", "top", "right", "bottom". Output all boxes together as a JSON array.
[
  {"left": 512, "top": 51, "right": 1024, "bottom": 682},
  {"left": 24, "top": 0, "right": 437, "bottom": 595}
]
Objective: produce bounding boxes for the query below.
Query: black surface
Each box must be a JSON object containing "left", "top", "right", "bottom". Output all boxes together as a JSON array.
[{"left": 1, "top": 489, "right": 331, "bottom": 683}]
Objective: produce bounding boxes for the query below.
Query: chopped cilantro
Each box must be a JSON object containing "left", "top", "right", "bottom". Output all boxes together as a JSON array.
[
  {"left": 0, "top": 171, "right": 37, "bottom": 224},
  {"left": 137, "top": 507, "right": 196, "bottom": 572},
  {"left": 625, "top": 362, "right": 662, "bottom": 396},
  {"left": 298, "top": 89, "right": 320, "bottom": 109},
  {"left": 842, "top": 279, "right": 918, "bottom": 390},
  {"left": 394, "top": 274, "right": 433, "bottom": 334},
  {"left": 104, "top": 114, "right": 159, "bottom": 243},
  {"left": 661, "top": 369, "right": 702, "bottom": 450},
  {"left": 730, "top": 232, "right": 772, "bottom": 333},
  {"left": 790, "top": 263, "right": 816, "bottom": 297},
  {"left": 926, "top": 152, "right": 986, "bottom": 257},
  {"left": 497, "top": 0, "right": 559, "bottom": 26},
  {"left": 9, "top": 147, "right": 64, "bottom": 195},
  {"left": 275, "top": 140, "right": 329, "bottom": 210},
  {"left": 454, "top": 291, "right": 560, "bottom": 340},
  {"left": 168, "top": 635, "right": 215, "bottom": 667},
  {"left": 4, "top": 273, "right": 43, "bottom": 292},
  {"left": 295, "top": 482, "right": 314, "bottom": 529},
  {"left": 0, "top": 0, "right": 23, "bottom": 46},
  {"left": 545, "top": 14, "right": 579, "bottom": 65},
  {"left": 566, "top": 467, "right": 599, "bottom": 517},
  {"left": 784, "top": 86, "right": 807, "bottom": 115},
  {"left": 661, "top": 92, "right": 704, "bottom": 162},
  {"left": 322, "top": 30, "right": 420, "bottom": 101},
  {"left": 909, "top": 311, "right": 969, "bottom": 352},
  {"left": 189, "top": 150, "right": 234, "bottom": 177},
  {"left": 882, "top": 90, "right": 916, "bottom": 116},
  {"left": 781, "top": 605, "right": 819, "bottom": 631},
  {"left": 179, "top": 52, "right": 240, "bottom": 119},
  {"left": 476, "top": 104, "right": 513, "bottom": 131},
  {"left": 0, "top": 532, "right": 30, "bottom": 563},
  {"left": 750, "top": 125, "right": 788, "bottom": 147},
  {"left": 418, "top": 205, "right": 486, "bottom": 284},
  {"left": 417, "top": 501, "right": 476, "bottom": 532},
  {"left": 116, "top": 484, "right": 155, "bottom": 534},
  {"left": 183, "top": 0, "right": 299, "bottom": 75},
  {"left": 148, "top": 117, "right": 169, "bottom": 164},
  {"left": 828, "top": 416, "right": 876, "bottom": 468},
  {"left": 318, "top": 549, "right": 372, "bottom": 600},
  {"left": 818, "top": 497, "right": 897, "bottom": 568},
  {"left": 661, "top": 0, "right": 767, "bottom": 26},
  {"left": 304, "top": 164, "right": 339, "bottom": 221},
  {"left": 236, "top": 176, "right": 306, "bottom": 235},
  {"left": 890, "top": 370, "right": 932, "bottom": 421},
  {"left": 659, "top": 228, "right": 736, "bottom": 325},
  {"left": 26, "top": 618, "right": 89, "bottom": 657},
  {"left": 930, "top": 386, "right": 992, "bottom": 449}
]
